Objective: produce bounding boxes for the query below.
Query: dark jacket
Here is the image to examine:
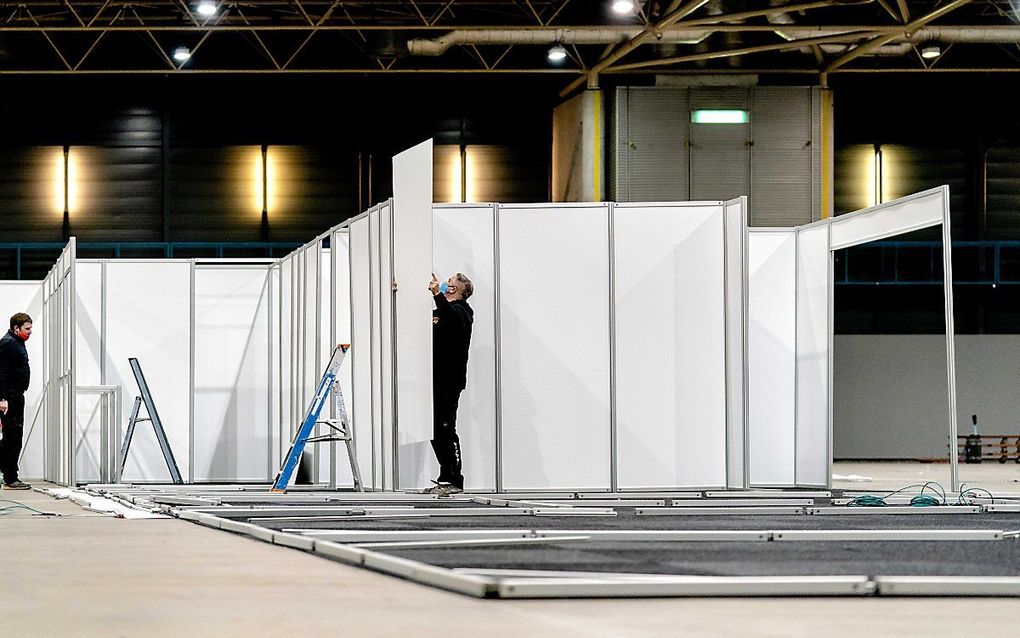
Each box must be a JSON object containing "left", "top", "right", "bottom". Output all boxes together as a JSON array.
[
  {"left": 0, "top": 329, "right": 30, "bottom": 400},
  {"left": 433, "top": 294, "right": 473, "bottom": 392}
]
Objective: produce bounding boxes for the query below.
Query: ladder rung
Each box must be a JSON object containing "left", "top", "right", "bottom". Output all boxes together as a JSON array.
[{"left": 303, "top": 435, "right": 348, "bottom": 444}]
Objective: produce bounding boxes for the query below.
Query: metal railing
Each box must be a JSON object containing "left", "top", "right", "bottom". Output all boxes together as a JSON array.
[
  {"left": 0, "top": 242, "right": 302, "bottom": 279},
  {"left": 835, "top": 240, "right": 1020, "bottom": 286}
]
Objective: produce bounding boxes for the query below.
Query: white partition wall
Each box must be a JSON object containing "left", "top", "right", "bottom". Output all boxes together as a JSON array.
[
  {"left": 0, "top": 281, "right": 45, "bottom": 480},
  {"left": 392, "top": 140, "right": 434, "bottom": 490},
  {"left": 42, "top": 240, "right": 75, "bottom": 485},
  {"left": 104, "top": 261, "right": 192, "bottom": 482},
  {"left": 747, "top": 230, "right": 797, "bottom": 486},
  {"left": 498, "top": 203, "right": 612, "bottom": 491},
  {"left": 433, "top": 204, "right": 497, "bottom": 491},
  {"left": 747, "top": 186, "right": 957, "bottom": 489},
  {"left": 723, "top": 197, "right": 749, "bottom": 489},
  {"left": 348, "top": 214, "right": 377, "bottom": 488},
  {"left": 331, "top": 229, "right": 356, "bottom": 487},
  {"left": 613, "top": 202, "right": 727, "bottom": 489},
  {"left": 193, "top": 266, "right": 272, "bottom": 482},
  {"left": 72, "top": 261, "right": 104, "bottom": 483},
  {"left": 794, "top": 222, "right": 831, "bottom": 487}
]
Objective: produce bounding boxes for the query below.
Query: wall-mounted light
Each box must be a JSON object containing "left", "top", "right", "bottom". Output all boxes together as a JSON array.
[
  {"left": 547, "top": 45, "right": 568, "bottom": 62},
  {"left": 691, "top": 109, "right": 749, "bottom": 124},
  {"left": 873, "top": 144, "right": 883, "bottom": 207},
  {"left": 611, "top": 0, "right": 636, "bottom": 14},
  {"left": 53, "top": 146, "right": 79, "bottom": 239}
]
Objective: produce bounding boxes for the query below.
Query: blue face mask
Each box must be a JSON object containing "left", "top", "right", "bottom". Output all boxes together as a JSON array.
[{"left": 439, "top": 282, "right": 449, "bottom": 295}]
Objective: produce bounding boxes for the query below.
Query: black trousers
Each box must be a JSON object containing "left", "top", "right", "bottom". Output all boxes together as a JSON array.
[
  {"left": 432, "top": 385, "right": 463, "bottom": 489},
  {"left": 0, "top": 393, "right": 26, "bottom": 484}
]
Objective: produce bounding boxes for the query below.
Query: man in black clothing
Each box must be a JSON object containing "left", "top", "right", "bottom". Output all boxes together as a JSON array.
[
  {"left": 424, "top": 272, "right": 474, "bottom": 496},
  {"left": 0, "top": 312, "right": 33, "bottom": 490}
]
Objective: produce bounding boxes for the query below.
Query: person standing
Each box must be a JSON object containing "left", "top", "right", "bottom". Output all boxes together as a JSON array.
[
  {"left": 424, "top": 273, "right": 473, "bottom": 496},
  {"left": 0, "top": 312, "right": 33, "bottom": 490}
]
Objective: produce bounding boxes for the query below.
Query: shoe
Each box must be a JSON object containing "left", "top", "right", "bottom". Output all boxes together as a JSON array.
[
  {"left": 436, "top": 484, "right": 463, "bottom": 497},
  {"left": 3, "top": 480, "right": 31, "bottom": 490},
  {"left": 421, "top": 483, "right": 447, "bottom": 495}
]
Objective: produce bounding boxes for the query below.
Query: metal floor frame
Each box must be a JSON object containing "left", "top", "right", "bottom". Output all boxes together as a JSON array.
[{"left": 75, "top": 484, "right": 1020, "bottom": 599}]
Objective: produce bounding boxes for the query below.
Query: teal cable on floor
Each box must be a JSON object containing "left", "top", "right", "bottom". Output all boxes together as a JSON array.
[
  {"left": 909, "top": 494, "right": 942, "bottom": 507},
  {"left": 847, "top": 494, "right": 888, "bottom": 507},
  {"left": 847, "top": 482, "right": 948, "bottom": 507}
]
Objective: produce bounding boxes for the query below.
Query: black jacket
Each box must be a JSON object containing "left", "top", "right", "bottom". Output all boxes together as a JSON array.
[
  {"left": 433, "top": 294, "right": 473, "bottom": 391},
  {"left": 0, "top": 330, "right": 30, "bottom": 400}
]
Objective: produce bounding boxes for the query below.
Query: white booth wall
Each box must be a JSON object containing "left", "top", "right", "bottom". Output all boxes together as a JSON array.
[
  {"left": 747, "top": 187, "right": 956, "bottom": 488},
  {"left": 0, "top": 281, "right": 45, "bottom": 479},
  {"left": 432, "top": 204, "right": 497, "bottom": 491},
  {"left": 431, "top": 199, "right": 749, "bottom": 492},
  {"left": 74, "top": 258, "right": 273, "bottom": 484}
]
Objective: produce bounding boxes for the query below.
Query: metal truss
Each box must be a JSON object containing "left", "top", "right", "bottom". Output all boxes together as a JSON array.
[{"left": 0, "top": 0, "right": 1016, "bottom": 80}]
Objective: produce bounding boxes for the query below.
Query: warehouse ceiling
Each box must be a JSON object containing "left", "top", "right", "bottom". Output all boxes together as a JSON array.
[{"left": 1, "top": 0, "right": 1019, "bottom": 91}]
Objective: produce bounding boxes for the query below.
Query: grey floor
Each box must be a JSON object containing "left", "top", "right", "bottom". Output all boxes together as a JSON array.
[{"left": 3, "top": 463, "right": 1020, "bottom": 637}]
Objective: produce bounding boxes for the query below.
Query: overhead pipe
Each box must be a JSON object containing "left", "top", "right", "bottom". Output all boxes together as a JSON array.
[
  {"left": 407, "top": 25, "right": 1020, "bottom": 57},
  {"left": 406, "top": 27, "right": 711, "bottom": 56}
]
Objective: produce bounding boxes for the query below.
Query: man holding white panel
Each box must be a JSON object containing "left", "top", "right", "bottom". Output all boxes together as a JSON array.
[{"left": 423, "top": 272, "right": 474, "bottom": 496}]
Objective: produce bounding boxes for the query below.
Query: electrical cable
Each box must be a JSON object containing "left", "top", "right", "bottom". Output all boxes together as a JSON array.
[
  {"left": 0, "top": 497, "right": 55, "bottom": 516},
  {"left": 847, "top": 482, "right": 948, "bottom": 507}
]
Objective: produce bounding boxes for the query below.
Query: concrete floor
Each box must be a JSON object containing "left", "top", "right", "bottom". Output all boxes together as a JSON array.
[
  {"left": 2, "top": 474, "right": 1019, "bottom": 637},
  {"left": 832, "top": 460, "right": 1020, "bottom": 492}
]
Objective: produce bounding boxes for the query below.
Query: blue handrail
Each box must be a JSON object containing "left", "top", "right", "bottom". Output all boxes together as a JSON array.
[{"left": 0, "top": 242, "right": 302, "bottom": 279}]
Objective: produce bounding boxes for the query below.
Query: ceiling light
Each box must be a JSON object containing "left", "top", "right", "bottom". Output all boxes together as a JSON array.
[
  {"left": 547, "top": 45, "right": 568, "bottom": 62},
  {"left": 612, "top": 0, "right": 636, "bottom": 14},
  {"left": 173, "top": 46, "right": 192, "bottom": 62},
  {"left": 197, "top": 0, "right": 217, "bottom": 16},
  {"left": 920, "top": 44, "right": 941, "bottom": 59}
]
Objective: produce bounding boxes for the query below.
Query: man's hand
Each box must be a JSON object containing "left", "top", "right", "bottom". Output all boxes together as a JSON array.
[
  {"left": 0, "top": 400, "right": 8, "bottom": 415},
  {"left": 428, "top": 273, "right": 440, "bottom": 295}
]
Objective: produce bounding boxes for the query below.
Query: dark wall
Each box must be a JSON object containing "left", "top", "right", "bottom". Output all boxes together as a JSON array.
[
  {"left": 0, "top": 75, "right": 555, "bottom": 246},
  {"left": 832, "top": 75, "right": 1020, "bottom": 240},
  {"left": 830, "top": 75, "right": 1020, "bottom": 334}
]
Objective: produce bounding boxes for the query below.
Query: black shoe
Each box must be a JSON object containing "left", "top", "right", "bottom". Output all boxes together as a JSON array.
[{"left": 3, "top": 480, "right": 31, "bottom": 490}]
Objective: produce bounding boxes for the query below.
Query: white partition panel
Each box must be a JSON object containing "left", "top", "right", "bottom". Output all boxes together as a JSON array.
[
  {"left": 193, "top": 266, "right": 271, "bottom": 482},
  {"left": 268, "top": 265, "right": 282, "bottom": 473},
  {"left": 613, "top": 202, "right": 727, "bottom": 489},
  {"left": 392, "top": 141, "right": 434, "bottom": 490},
  {"left": 433, "top": 204, "right": 497, "bottom": 491},
  {"left": 0, "top": 282, "right": 45, "bottom": 480},
  {"left": 72, "top": 262, "right": 103, "bottom": 483},
  {"left": 105, "top": 261, "right": 192, "bottom": 482},
  {"left": 368, "top": 208, "right": 385, "bottom": 488},
  {"left": 723, "top": 197, "right": 749, "bottom": 489},
  {"left": 348, "top": 215, "right": 376, "bottom": 489},
  {"left": 317, "top": 248, "right": 333, "bottom": 485},
  {"left": 332, "top": 229, "right": 356, "bottom": 487},
  {"left": 830, "top": 190, "right": 944, "bottom": 250},
  {"left": 277, "top": 258, "right": 293, "bottom": 466},
  {"left": 795, "top": 223, "right": 831, "bottom": 486},
  {"left": 499, "top": 203, "right": 611, "bottom": 491},
  {"left": 747, "top": 230, "right": 797, "bottom": 486},
  {"left": 42, "top": 241, "right": 75, "bottom": 485},
  {"left": 301, "top": 244, "right": 321, "bottom": 477},
  {"left": 378, "top": 203, "right": 396, "bottom": 489}
]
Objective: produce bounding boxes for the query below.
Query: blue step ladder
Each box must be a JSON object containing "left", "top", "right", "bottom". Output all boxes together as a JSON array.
[{"left": 272, "top": 344, "right": 363, "bottom": 492}]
